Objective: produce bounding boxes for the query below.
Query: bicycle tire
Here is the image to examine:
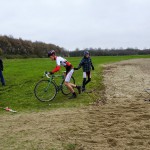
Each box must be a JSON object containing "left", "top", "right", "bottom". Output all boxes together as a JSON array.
[
  {"left": 34, "top": 80, "right": 57, "bottom": 102},
  {"left": 61, "top": 76, "right": 75, "bottom": 95}
]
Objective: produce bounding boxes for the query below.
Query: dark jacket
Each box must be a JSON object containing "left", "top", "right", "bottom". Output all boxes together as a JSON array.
[
  {"left": 0, "top": 59, "right": 3, "bottom": 71},
  {"left": 77, "top": 57, "right": 94, "bottom": 72}
]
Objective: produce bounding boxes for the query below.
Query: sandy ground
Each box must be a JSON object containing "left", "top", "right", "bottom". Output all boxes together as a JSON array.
[{"left": 0, "top": 59, "right": 150, "bottom": 150}]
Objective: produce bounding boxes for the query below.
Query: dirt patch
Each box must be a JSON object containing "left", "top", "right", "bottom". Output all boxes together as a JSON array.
[
  {"left": 0, "top": 59, "right": 150, "bottom": 150},
  {"left": 103, "top": 59, "right": 150, "bottom": 104}
]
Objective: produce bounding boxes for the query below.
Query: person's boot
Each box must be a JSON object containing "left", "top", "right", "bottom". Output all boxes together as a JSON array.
[
  {"left": 82, "top": 87, "right": 86, "bottom": 92},
  {"left": 76, "top": 86, "right": 81, "bottom": 94},
  {"left": 68, "top": 93, "right": 77, "bottom": 99}
]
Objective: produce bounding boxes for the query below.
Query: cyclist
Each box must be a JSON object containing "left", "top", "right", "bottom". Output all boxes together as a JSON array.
[
  {"left": 74, "top": 51, "right": 94, "bottom": 92},
  {"left": 47, "top": 50, "right": 81, "bottom": 99}
]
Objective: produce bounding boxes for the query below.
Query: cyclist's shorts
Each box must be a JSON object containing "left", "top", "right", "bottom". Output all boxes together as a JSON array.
[{"left": 65, "top": 69, "right": 74, "bottom": 82}]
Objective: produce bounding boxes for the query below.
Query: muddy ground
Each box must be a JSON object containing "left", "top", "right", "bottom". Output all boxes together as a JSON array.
[{"left": 0, "top": 59, "right": 150, "bottom": 150}]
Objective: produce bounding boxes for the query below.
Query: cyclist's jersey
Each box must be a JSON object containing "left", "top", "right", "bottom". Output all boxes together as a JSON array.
[
  {"left": 56, "top": 56, "right": 69, "bottom": 66},
  {"left": 55, "top": 56, "right": 73, "bottom": 74},
  {"left": 56, "top": 56, "right": 72, "bottom": 67}
]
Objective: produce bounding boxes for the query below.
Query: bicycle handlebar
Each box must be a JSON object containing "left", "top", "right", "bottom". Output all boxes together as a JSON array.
[{"left": 45, "top": 73, "right": 50, "bottom": 78}]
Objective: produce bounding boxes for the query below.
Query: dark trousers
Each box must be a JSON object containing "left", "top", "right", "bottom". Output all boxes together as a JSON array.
[
  {"left": 0, "top": 70, "right": 5, "bottom": 85},
  {"left": 82, "top": 71, "right": 91, "bottom": 89}
]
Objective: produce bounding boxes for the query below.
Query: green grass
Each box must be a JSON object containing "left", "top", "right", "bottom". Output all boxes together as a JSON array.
[{"left": 0, "top": 55, "right": 150, "bottom": 113}]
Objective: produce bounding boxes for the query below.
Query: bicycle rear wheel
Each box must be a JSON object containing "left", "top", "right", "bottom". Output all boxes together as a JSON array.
[
  {"left": 61, "top": 76, "right": 75, "bottom": 95},
  {"left": 34, "top": 80, "right": 57, "bottom": 102}
]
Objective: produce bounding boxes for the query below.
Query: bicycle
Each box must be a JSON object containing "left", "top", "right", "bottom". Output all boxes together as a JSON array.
[{"left": 34, "top": 72, "right": 75, "bottom": 102}]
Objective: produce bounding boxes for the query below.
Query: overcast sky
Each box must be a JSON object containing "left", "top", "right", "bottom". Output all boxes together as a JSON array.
[{"left": 0, "top": 0, "right": 150, "bottom": 50}]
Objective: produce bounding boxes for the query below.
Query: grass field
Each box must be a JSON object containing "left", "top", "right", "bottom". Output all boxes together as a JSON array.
[{"left": 0, "top": 55, "right": 150, "bottom": 113}]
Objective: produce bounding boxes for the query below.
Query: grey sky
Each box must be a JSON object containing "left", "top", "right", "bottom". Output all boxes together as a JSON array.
[{"left": 0, "top": 0, "right": 150, "bottom": 50}]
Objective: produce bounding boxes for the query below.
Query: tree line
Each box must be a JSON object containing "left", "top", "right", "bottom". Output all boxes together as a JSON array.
[
  {"left": 69, "top": 48, "right": 150, "bottom": 57},
  {"left": 0, "top": 35, "right": 68, "bottom": 58},
  {"left": 0, "top": 35, "right": 150, "bottom": 58}
]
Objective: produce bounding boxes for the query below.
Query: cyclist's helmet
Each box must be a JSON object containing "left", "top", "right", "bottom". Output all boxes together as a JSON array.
[
  {"left": 48, "top": 50, "right": 55, "bottom": 57},
  {"left": 84, "top": 51, "right": 89, "bottom": 56}
]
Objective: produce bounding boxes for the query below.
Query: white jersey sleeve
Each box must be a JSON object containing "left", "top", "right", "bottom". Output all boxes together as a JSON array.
[{"left": 56, "top": 56, "right": 67, "bottom": 66}]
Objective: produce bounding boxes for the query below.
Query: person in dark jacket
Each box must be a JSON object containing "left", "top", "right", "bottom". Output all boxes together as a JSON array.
[
  {"left": 74, "top": 51, "right": 94, "bottom": 91},
  {"left": 0, "top": 58, "right": 5, "bottom": 86}
]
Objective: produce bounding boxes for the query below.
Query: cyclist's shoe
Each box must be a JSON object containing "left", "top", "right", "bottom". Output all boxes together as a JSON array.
[
  {"left": 77, "top": 86, "right": 81, "bottom": 94},
  {"left": 68, "top": 94, "right": 77, "bottom": 99}
]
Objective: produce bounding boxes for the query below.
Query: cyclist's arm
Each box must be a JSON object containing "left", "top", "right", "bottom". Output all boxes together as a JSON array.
[
  {"left": 51, "top": 65, "right": 61, "bottom": 73},
  {"left": 51, "top": 57, "right": 61, "bottom": 73}
]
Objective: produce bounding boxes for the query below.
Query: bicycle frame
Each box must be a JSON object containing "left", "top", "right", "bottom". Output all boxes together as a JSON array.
[{"left": 46, "top": 74, "right": 65, "bottom": 92}]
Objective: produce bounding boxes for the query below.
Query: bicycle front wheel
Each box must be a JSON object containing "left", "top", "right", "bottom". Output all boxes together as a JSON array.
[
  {"left": 61, "top": 76, "right": 75, "bottom": 95},
  {"left": 34, "top": 80, "right": 57, "bottom": 102}
]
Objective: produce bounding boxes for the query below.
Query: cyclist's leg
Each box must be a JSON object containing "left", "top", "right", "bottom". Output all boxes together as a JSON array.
[
  {"left": 65, "top": 69, "right": 81, "bottom": 98},
  {"left": 65, "top": 69, "right": 76, "bottom": 95},
  {"left": 65, "top": 82, "right": 75, "bottom": 92}
]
